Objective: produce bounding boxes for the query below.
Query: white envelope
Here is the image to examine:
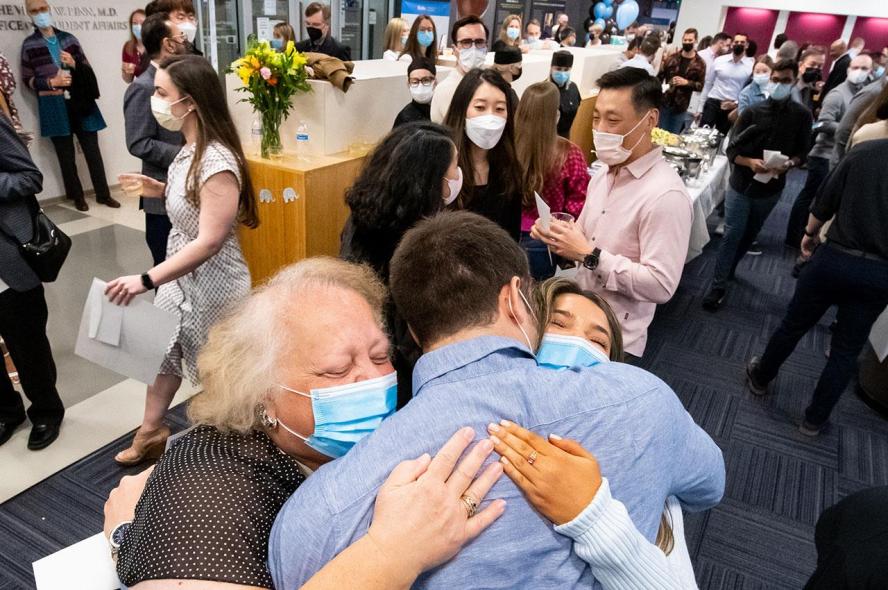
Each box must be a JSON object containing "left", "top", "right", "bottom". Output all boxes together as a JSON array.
[
  {"left": 534, "top": 192, "right": 551, "bottom": 230},
  {"left": 75, "top": 278, "right": 178, "bottom": 384},
  {"left": 33, "top": 533, "right": 121, "bottom": 590},
  {"left": 753, "top": 149, "right": 789, "bottom": 184}
]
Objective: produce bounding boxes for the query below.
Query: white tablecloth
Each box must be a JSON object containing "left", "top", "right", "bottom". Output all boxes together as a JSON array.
[{"left": 685, "top": 155, "right": 729, "bottom": 262}]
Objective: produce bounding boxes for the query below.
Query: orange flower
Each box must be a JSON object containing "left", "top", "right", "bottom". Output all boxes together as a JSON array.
[{"left": 267, "top": 76, "right": 278, "bottom": 86}]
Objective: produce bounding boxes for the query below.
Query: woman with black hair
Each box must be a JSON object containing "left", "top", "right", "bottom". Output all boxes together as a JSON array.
[
  {"left": 340, "top": 121, "right": 461, "bottom": 405},
  {"left": 443, "top": 68, "right": 523, "bottom": 242}
]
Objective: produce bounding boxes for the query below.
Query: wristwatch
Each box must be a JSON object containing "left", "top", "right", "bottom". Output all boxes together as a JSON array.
[
  {"left": 140, "top": 272, "right": 155, "bottom": 291},
  {"left": 582, "top": 248, "right": 602, "bottom": 271},
  {"left": 108, "top": 520, "right": 132, "bottom": 562}
]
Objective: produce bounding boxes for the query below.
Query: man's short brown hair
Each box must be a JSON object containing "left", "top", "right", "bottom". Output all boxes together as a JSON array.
[
  {"left": 305, "top": 2, "right": 331, "bottom": 21},
  {"left": 389, "top": 211, "right": 531, "bottom": 347}
]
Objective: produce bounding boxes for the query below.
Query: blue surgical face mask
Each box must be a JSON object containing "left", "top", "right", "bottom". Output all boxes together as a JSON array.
[
  {"left": 132, "top": 24, "right": 142, "bottom": 41},
  {"left": 874, "top": 65, "right": 885, "bottom": 80},
  {"left": 767, "top": 81, "right": 792, "bottom": 101},
  {"left": 417, "top": 30, "right": 434, "bottom": 48},
  {"left": 507, "top": 27, "right": 520, "bottom": 40},
  {"left": 276, "top": 371, "right": 398, "bottom": 458},
  {"left": 552, "top": 70, "right": 570, "bottom": 87},
  {"left": 753, "top": 73, "right": 770, "bottom": 88},
  {"left": 270, "top": 37, "right": 283, "bottom": 50},
  {"left": 32, "top": 10, "right": 53, "bottom": 29},
  {"left": 536, "top": 333, "right": 610, "bottom": 370}
]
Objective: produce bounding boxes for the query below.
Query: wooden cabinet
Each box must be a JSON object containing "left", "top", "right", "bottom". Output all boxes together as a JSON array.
[{"left": 238, "top": 151, "right": 366, "bottom": 286}]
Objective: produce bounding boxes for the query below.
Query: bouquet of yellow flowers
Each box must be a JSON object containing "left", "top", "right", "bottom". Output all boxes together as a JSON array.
[{"left": 229, "top": 40, "right": 311, "bottom": 159}]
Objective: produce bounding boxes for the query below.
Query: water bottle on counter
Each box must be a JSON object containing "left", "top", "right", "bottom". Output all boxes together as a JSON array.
[
  {"left": 296, "top": 121, "right": 310, "bottom": 162},
  {"left": 250, "top": 116, "right": 262, "bottom": 157}
]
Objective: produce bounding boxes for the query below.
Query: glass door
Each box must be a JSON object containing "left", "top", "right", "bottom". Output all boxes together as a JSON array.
[{"left": 198, "top": 0, "right": 242, "bottom": 84}]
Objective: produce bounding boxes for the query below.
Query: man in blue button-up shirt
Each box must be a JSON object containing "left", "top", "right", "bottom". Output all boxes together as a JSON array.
[{"left": 269, "top": 212, "right": 724, "bottom": 589}]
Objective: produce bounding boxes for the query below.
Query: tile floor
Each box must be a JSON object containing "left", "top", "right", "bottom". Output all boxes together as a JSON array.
[{"left": 0, "top": 194, "right": 197, "bottom": 503}]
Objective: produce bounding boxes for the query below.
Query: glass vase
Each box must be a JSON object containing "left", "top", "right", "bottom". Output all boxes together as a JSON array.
[{"left": 260, "top": 110, "right": 283, "bottom": 160}]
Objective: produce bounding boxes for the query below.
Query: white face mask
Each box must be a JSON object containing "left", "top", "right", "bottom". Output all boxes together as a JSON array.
[
  {"left": 151, "top": 95, "right": 191, "bottom": 131},
  {"left": 400, "top": 33, "right": 409, "bottom": 46},
  {"left": 847, "top": 68, "right": 870, "bottom": 85},
  {"left": 508, "top": 286, "right": 538, "bottom": 352},
  {"left": 178, "top": 21, "right": 198, "bottom": 43},
  {"left": 753, "top": 73, "right": 770, "bottom": 88},
  {"left": 458, "top": 46, "right": 487, "bottom": 71},
  {"left": 443, "top": 166, "right": 463, "bottom": 206},
  {"left": 592, "top": 112, "right": 650, "bottom": 166},
  {"left": 465, "top": 114, "right": 506, "bottom": 150},
  {"left": 409, "top": 83, "right": 435, "bottom": 104}
]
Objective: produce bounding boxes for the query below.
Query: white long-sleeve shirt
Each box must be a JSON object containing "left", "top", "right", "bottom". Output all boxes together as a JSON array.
[
  {"left": 430, "top": 68, "right": 464, "bottom": 124},
  {"left": 701, "top": 53, "right": 753, "bottom": 103},
  {"left": 555, "top": 478, "right": 690, "bottom": 590}
]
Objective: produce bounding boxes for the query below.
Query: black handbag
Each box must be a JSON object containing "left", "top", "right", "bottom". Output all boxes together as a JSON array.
[{"left": 3, "top": 198, "right": 72, "bottom": 283}]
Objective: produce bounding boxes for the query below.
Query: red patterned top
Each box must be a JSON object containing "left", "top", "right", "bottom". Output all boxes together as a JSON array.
[{"left": 521, "top": 141, "right": 591, "bottom": 232}]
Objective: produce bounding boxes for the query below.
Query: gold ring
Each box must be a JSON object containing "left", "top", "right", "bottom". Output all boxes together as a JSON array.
[
  {"left": 460, "top": 493, "right": 478, "bottom": 518},
  {"left": 527, "top": 450, "right": 538, "bottom": 465}
]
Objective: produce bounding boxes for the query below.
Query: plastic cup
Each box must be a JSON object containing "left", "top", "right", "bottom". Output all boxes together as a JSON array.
[
  {"left": 551, "top": 212, "right": 575, "bottom": 224},
  {"left": 118, "top": 174, "right": 143, "bottom": 197}
]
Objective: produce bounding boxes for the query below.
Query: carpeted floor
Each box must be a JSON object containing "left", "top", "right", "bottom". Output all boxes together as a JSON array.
[{"left": 1, "top": 169, "right": 886, "bottom": 589}]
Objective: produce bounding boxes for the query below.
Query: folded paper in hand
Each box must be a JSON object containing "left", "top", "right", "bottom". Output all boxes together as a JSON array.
[
  {"left": 75, "top": 278, "right": 177, "bottom": 384},
  {"left": 753, "top": 149, "right": 789, "bottom": 184},
  {"left": 33, "top": 532, "right": 121, "bottom": 590}
]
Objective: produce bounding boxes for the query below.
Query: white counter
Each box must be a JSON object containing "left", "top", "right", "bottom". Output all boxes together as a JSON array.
[{"left": 226, "top": 49, "right": 621, "bottom": 157}]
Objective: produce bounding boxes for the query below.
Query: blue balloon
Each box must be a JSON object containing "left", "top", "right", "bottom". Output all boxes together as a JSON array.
[
  {"left": 603, "top": 0, "right": 614, "bottom": 5},
  {"left": 594, "top": 18, "right": 606, "bottom": 30},
  {"left": 616, "top": 0, "right": 639, "bottom": 31},
  {"left": 593, "top": 2, "right": 607, "bottom": 19},
  {"left": 604, "top": 5, "right": 613, "bottom": 18}
]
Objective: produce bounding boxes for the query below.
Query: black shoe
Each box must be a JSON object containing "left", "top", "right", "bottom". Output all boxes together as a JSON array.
[
  {"left": 97, "top": 196, "right": 121, "bottom": 208},
  {"left": 28, "top": 423, "right": 60, "bottom": 450},
  {"left": 799, "top": 419, "right": 825, "bottom": 437},
  {"left": 74, "top": 198, "right": 89, "bottom": 212},
  {"left": 0, "top": 418, "right": 25, "bottom": 447},
  {"left": 702, "top": 287, "right": 726, "bottom": 311},
  {"left": 746, "top": 356, "right": 769, "bottom": 396}
]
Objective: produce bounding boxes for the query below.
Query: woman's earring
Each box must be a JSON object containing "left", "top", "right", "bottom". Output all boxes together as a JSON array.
[{"left": 258, "top": 405, "right": 278, "bottom": 429}]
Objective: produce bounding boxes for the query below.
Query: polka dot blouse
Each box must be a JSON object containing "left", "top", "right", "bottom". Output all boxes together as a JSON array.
[{"left": 117, "top": 425, "right": 306, "bottom": 588}]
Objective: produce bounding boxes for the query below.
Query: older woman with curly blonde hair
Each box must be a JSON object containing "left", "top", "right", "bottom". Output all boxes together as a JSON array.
[{"left": 107, "top": 257, "right": 398, "bottom": 588}]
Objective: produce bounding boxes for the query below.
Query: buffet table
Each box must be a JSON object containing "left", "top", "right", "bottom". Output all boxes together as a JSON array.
[{"left": 685, "top": 154, "right": 729, "bottom": 262}]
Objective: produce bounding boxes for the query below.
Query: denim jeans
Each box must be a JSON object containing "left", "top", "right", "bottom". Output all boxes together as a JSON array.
[
  {"left": 711, "top": 187, "right": 782, "bottom": 289},
  {"left": 785, "top": 155, "right": 830, "bottom": 248},
  {"left": 757, "top": 244, "right": 888, "bottom": 425},
  {"left": 659, "top": 105, "right": 690, "bottom": 134},
  {"left": 520, "top": 232, "right": 556, "bottom": 281}
]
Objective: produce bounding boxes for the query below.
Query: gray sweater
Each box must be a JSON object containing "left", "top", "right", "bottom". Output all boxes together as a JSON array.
[{"left": 809, "top": 79, "right": 865, "bottom": 161}]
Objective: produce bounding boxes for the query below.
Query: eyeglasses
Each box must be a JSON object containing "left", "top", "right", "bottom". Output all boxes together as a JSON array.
[
  {"left": 456, "top": 38, "right": 487, "bottom": 50},
  {"left": 409, "top": 77, "right": 435, "bottom": 87}
]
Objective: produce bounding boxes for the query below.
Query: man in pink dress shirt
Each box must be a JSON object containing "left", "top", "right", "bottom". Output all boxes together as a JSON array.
[{"left": 532, "top": 68, "right": 693, "bottom": 361}]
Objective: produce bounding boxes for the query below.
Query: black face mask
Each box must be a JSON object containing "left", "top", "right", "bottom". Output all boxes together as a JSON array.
[
  {"left": 682, "top": 42, "right": 694, "bottom": 53},
  {"left": 802, "top": 68, "right": 822, "bottom": 83},
  {"left": 306, "top": 26, "right": 324, "bottom": 42},
  {"left": 512, "top": 68, "right": 522, "bottom": 81},
  {"left": 732, "top": 44, "right": 745, "bottom": 56}
]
